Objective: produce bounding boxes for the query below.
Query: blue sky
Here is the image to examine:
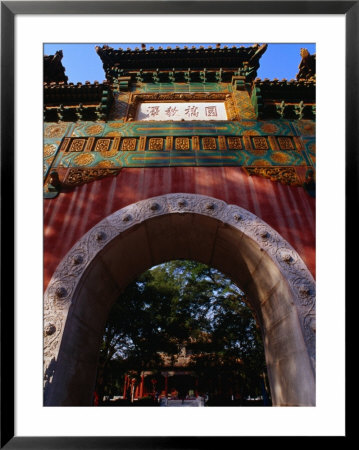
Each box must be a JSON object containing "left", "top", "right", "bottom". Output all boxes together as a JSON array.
[{"left": 44, "top": 43, "right": 316, "bottom": 84}]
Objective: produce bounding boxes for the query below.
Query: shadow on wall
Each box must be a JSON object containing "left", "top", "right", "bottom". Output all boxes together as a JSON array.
[{"left": 43, "top": 357, "right": 57, "bottom": 404}]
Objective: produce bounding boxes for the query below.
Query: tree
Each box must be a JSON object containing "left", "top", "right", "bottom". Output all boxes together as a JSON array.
[{"left": 96, "top": 260, "right": 270, "bottom": 404}]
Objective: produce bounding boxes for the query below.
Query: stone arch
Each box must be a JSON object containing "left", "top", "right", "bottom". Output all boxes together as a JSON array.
[{"left": 44, "top": 193, "right": 315, "bottom": 406}]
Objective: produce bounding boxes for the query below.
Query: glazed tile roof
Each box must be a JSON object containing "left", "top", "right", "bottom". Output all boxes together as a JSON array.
[{"left": 96, "top": 43, "right": 268, "bottom": 82}]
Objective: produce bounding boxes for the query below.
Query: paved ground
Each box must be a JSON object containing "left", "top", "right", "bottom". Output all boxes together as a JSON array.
[{"left": 160, "top": 398, "right": 205, "bottom": 407}]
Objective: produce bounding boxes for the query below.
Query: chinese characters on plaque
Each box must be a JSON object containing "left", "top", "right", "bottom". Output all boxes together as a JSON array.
[{"left": 136, "top": 102, "right": 228, "bottom": 121}]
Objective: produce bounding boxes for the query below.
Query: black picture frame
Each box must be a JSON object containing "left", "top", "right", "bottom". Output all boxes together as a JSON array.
[{"left": 1, "top": 1, "right": 354, "bottom": 447}]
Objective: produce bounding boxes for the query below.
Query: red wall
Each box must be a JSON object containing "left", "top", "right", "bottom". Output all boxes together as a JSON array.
[{"left": 44, "top": 166, "right": 315, "bottom": 289}]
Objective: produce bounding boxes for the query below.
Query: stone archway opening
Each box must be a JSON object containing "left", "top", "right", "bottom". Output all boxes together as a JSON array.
[
  {"left": 96, "top": 259, "right": 271, "bottom": 407},
  {"left": 44, "top": 194, "right": 315, "bottom": 407}
]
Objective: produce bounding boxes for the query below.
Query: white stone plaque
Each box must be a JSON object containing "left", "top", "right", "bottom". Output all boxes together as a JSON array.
[{"left": 135, "top": 102, "right": 228, "bottom": 121}]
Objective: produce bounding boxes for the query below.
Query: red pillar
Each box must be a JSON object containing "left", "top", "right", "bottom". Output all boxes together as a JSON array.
[
  {"left": 131, "top": 378, "right": 135, "bottom": 402},
  {"left": 123, "top": 375, "right": 128, "bottom": 399},
  {"left": 139, "top": 373, "right": 144, "bottom": 398}
]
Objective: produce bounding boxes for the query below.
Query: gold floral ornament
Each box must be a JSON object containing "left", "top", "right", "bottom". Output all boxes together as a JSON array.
[
  {"left": 252, "top": 159, "right": 270, "bottom": 166},
  {"left": 97, "top": 160, "right": 116, "bottom": 168},
  {"left": 175, "top": 138, "right": 190, "bottom": 151},
  {"left": 64, "top": 168, "right": 120, "bottom": 186},
  {"left": 277, "top": 137, "right": 294, "bottom": 150},
  {"left": 44, "top": 124, "right": 67, "bottom": 138},
  {"left": 252, "top": 137, "right": 269, "bottom": 150},
  {"left": 94, "top": 139, "right": 111, "bottom": 152},
  {"left": 227, "top": 137, "right": 242, "bottom": 150},
  {"left": 271, "top": 151, "right": 290, "bottom": 164},
  {"left": 74, "top": 153, "right": 95, "bottom": 166},
  {"left": 85, "top": 124, "right": 104, "bottom": 135},
  {"left": 108, "top": 122, "right": 125, "bottom": 128},
  {"left": 242, "top": 129, "right": 260, "bottom": 136},
  {"left": 233, "top": 91, "right": 256, "bottom": 120},
  {"left": 121, "top": 138, "right": 137, "bottom": 151},
  {"left": 241, "top": 121, "right": 256, "bottom": 127},
  {"left": 260, "top": 123, "right": 279, "bottom": 134},
  {"left": 245, "top": 167, "right": 301, "bottom": 186},
  {"left": 105, "top": 131, "right": 122, "bottom": 137},
  {"left": 202, "top": 137, "right": 216, "bottom": 150},
  {"left": 69, "top": 139, "right": 86, "bottom": 152},
  {"left": 44, "top": 144, "right": 57, "bottom": 158},
  {"left": 148, "top": 138, "right": 164, "bottom": 151}
]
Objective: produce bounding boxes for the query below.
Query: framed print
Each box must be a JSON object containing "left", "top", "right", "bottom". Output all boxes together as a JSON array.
[{"left": 1, "top": 0, "right": 354, "bottom": 447}]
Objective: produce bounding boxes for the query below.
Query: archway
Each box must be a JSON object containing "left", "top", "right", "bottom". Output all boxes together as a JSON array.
[
  {"left": 44, "top": 193, "right": 316, "bottom": 406},
  {"left": 97, "top": 259, "right": 271, "bottom": 406}
]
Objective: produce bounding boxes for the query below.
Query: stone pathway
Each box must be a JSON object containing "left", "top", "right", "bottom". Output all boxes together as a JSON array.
[{"left": 160, "top": 398, "right": 205, "bottom": 407}]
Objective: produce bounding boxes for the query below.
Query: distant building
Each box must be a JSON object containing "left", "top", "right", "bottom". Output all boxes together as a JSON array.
[{"left": 123, "top": 343, "right": 245, "bottom": 403}]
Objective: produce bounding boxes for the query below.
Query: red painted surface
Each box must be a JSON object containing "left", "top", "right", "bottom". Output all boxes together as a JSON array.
[{"left": 44, "top": 167, "right": 315, "bottom": 289}]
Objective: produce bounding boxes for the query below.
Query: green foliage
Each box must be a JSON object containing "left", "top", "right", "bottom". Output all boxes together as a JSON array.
[{"left": 96, "top": 260, "right": 269, "bottom": 402}]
